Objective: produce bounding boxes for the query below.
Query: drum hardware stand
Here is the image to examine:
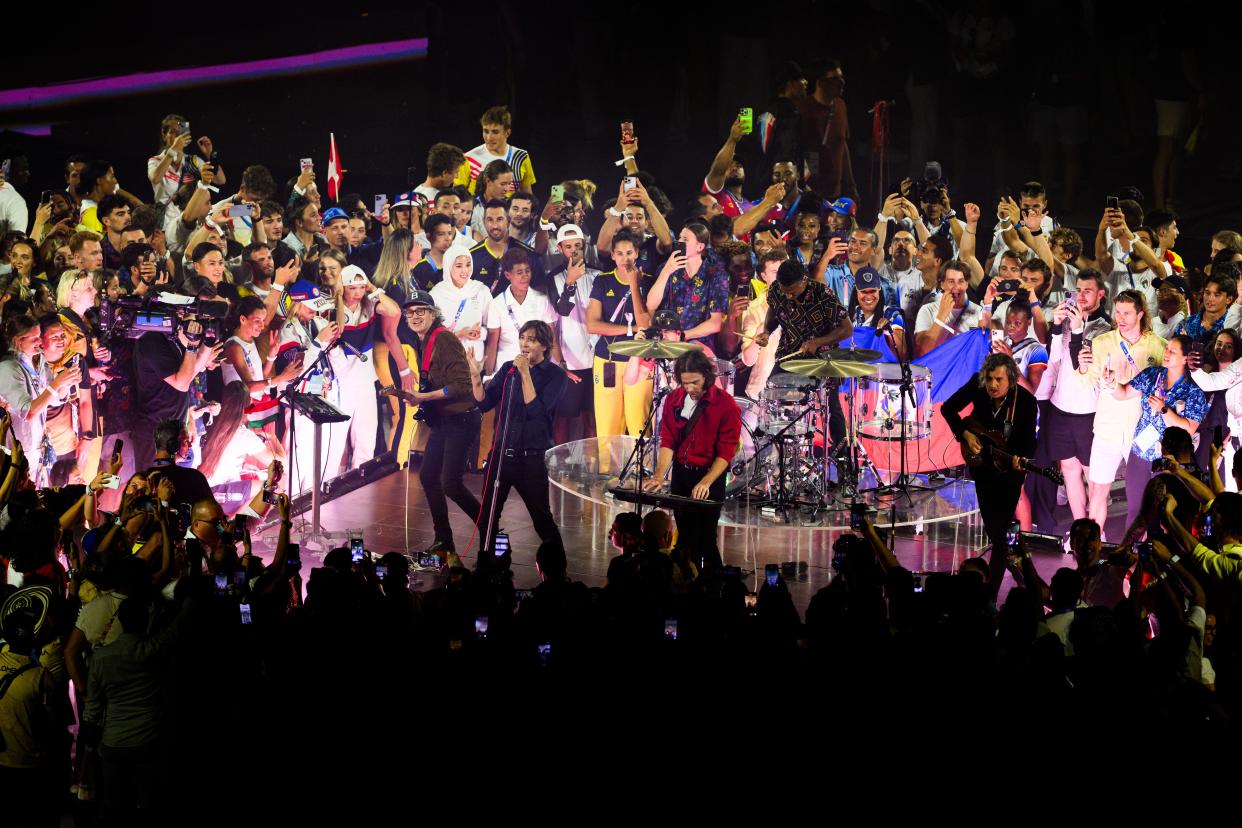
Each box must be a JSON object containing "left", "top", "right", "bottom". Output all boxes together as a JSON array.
[{"left": 860, "top": 331, "right": 940, "bottom": 502}]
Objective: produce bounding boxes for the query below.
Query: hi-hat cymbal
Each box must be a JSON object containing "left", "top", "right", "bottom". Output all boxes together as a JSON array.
[
  {"left": 783, "top": 357, "right": 878, "bottom": 379},
  {"left": 822, "top": 346, "right": 883, "bottom": 362},
  {"left": 607, "top": 339, "right": 699, "bottom": 359}
]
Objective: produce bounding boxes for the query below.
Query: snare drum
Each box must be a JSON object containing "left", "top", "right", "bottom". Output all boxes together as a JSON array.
[
  {"left": 854, "top": 363, "right": 932, "bottom": 440},
  {"left": 759, "top": 373, "right": 817, "bottom": 437}
]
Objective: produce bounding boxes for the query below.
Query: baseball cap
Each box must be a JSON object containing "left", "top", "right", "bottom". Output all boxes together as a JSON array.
[
  {"left": 340, "top": 265, "right": 370, "bottom": 287},
  {"left": 828, "top": 197, "right": 856, "bottom": 217},
  {"left": 321, "top": 207, "right": 349, "bottom": 225},
  {"left": 855, "top": 266, "right": 882, "bottom": 291},
  {"left": 287, "top": 280, "right": 334, "bottom": 312},
  {"left": 1151, "top": 274, "right": 1188, "bottom": 294},
  {"left": 555, "top": 223, "right": 584, "bottom": 246},
  {"left": 402, "top": 289, "right": 436, "bottom": 310}
]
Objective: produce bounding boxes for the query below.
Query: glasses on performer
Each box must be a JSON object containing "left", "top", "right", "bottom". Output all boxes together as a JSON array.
[{"left": 403, "top": 308, "right": 434, "bottom": 319}]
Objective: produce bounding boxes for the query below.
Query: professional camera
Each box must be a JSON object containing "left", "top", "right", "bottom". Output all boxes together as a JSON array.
[{"left": 98, "top": 295, "right": 227, "bottom": 346}]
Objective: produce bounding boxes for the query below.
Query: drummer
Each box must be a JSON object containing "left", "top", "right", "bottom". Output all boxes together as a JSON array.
[
  {"left": 847, "top": 266, "right": 907, "bottom": 362},
  {"left": 754, "top": 259, "right": 853, "bottom": 454}
]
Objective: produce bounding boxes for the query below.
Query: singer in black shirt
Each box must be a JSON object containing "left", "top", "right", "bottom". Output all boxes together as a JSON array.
[{"left": 466, "top": 320, "right": 567, "bottom": 567}]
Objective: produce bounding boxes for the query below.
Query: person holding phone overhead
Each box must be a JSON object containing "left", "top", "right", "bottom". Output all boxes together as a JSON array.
[
  {"left": 587, "top": 230, "right": 655, "bottom": 440},
  {"left": 550, "top": 224, "right": 601, "bottom": 444},
  {"left": 0, "top": 314, "right": 81, "bottom": 485}
]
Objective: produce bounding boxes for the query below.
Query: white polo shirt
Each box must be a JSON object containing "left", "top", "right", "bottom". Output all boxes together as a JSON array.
[{"left": 486, "top": 286, "right": 557, "bottom": 368}]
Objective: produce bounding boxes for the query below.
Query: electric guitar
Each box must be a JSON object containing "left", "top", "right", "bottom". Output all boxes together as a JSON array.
[{"left": 960, "top": 415, "right": 1064, "bottom": 485}]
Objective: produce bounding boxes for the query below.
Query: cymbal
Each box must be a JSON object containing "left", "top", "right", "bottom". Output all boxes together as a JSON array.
[
  {"left": 822, "top": 346, "right": 883, "bottom": 362},
  {"left": 783, "top": 357, "right": 878, "bottom": 379},
  {"left": 606, "top": 339, "right": 699, "bottom": 359}
]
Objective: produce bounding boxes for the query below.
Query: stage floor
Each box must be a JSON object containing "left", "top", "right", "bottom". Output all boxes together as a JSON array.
[{"left": 257, "top": 439, "right": 1134, "bottom": 612}]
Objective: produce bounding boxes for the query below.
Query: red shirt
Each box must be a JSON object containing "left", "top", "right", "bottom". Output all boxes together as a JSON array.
[{"left": 659, "top": 384, "right": 742, "bottom": 469}]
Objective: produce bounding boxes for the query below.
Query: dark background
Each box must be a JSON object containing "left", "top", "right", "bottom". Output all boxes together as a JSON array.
[{"left": 4, "top": 1, "right": 1242, "bottom": 260}]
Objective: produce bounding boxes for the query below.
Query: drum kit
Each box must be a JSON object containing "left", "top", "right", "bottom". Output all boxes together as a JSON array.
[{"left": 605, "top": 337, "right": 937, "bottom": 517}]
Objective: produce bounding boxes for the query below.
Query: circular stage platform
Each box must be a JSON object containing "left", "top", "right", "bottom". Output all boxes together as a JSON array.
[{"left": 545, "top": 436, "right": 981, "bottom": 532}]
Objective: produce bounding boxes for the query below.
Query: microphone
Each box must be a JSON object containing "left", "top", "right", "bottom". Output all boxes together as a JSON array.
[{"left": 339, "top": 340, "right": 369, "bottom": 362}]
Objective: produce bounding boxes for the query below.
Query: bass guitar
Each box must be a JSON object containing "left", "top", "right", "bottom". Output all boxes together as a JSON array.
[{"left": 960, "top": 414, "right": 1064, "bottom": 485}]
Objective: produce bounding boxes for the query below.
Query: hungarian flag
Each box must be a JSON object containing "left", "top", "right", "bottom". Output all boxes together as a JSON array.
[{"left": 326, "top": 132, "right": 342, "bottom": 201}]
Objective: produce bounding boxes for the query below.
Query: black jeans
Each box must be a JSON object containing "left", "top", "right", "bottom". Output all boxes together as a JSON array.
[
  {"left": 972, "top": 466, "right": 1025, "bottom": 597},
  {"left": 671, "top": 460, "right": 725, "bottom": 572},
  {"left": 420, "top": 409, "right": 482, "bottom": 548},
  {"left": 476, "top": 450, "right": 561, "bottom": 555}
]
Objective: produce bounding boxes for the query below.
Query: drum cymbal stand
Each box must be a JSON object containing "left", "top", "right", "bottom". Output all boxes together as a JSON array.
[
  {"left": 836, "top": 379, "right": 882, "bottom": 501},
  {"left": 862, "top": 331, "right": 938, "bottom": 501}
]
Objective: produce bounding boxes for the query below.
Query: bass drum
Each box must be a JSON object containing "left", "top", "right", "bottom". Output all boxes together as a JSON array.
[{"left": 855, "top": 363, "right": 933, "bottom": 440}]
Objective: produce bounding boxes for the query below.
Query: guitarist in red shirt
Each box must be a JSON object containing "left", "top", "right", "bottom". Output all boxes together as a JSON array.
[{"left": 942, "top": 353, "right": 1041, "bottom": 595}]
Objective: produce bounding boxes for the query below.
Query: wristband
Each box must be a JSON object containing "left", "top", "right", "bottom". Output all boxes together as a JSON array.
[
  {"left": 266, "top": 353, "right": 278, "bottom": 362},
  {"left": 399, "top": 367, "right": 412, "bottom": 377},
  {"left": 196, "top": 181, "right": 219, "bottom": 193},
  {"left": 945, "top": 209, "right": 956, "bottom": 219},
  {"left": 877, "top": 212, "right": 891, "bottom": 224},
  {"left": 271, "top": 282, "right": 285, "bottom": 292},
  {"left": 614, "top": 155, "right": 634, "bottom": 167},
  {"left": 1029, "top": 300, "right": 1041, "bottom": 309},
  {"left": 1161, "top": 404, "right": 1170, "bottom": 415},
  {"left": 934, "top": 318, "right": 955, "bottom": 333},
  {"left": 367, "top": 289, "right": 384, "bottom": 302},
  {"left": 1029, "top": 228, "right": 1043, "bottom": 237},
  {"left": 293, "top": 184, "right": 306, "bottom": 196},
  {"left": 608, "top": 207, "right": 623, "bottom": 218}
]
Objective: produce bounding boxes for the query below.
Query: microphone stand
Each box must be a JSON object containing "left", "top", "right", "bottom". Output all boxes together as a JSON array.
[
  {"left": 481, "top": 366, "right": 520, "bottom": 555},
  {"left": 862, "top": 323, "right": 937, "bottom": 503}
]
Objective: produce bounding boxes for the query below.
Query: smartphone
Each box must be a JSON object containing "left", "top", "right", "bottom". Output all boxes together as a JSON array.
[
  {"left": 233, "top": 569, "right": 247, "bottom": 587},
  {"left": 1189, "top": 340, "right": 1205, "bottom": 369},
  {"left": 214, "top": 572, "right": 228, "bottom": 593},
  {"left": 734, "top": 282, "right": 750, "bottom": 298},
  {"left": 493, "top": 532, "right": 510, "bottom": 557},
  {"left": 287, "top": 543, "right": 301, "bottom": 564},
  {"left": 1064, "top": 291, "right": 1077, "bottom": 309},
  {"left": 475, "top": 615, "right": 489, "bottom": 638},
  {"left": 537, "top": 642, "right": 551, "bottom": 665},
  {"left": 239, "top": 603, "right": 252, "bottom": 625},
  {"left": 407, "top": 166, "right": 418, "bottom": 188},
  {"left": 849, "top": 502, "right": 866, "bottom": 530},
  {"left": 40, "top": 190, "right": 55, "bottom": 205},
  {"left": 350, "top": 537, "right": 364, "bottom": 564},
  {"left": 1136, "top": 541, "right": 1154, "bottom": 560},
  {"left": 111, "top": 437, "right": 123, "bottom": 458},
  {"left": 180, "top": 120, "right": 191, "bottom": 135},
  {"left": 1005, "top": 520, "right": 1020, "bottom": 550},
  {"left": 374, "top": 194, "right": 388, "bottom": 214},
  {"left": 177, "top": 503, "right": 192, "bottom": 531},
  {"left": 992, "top": 329, "right": 1005, "bottom": 344},
  {"left": 674, "top": 241, "right": 687, "bottom": 258},
  {"left": 764, "top": 563, "right": 779, "bottom": 587},
  {"left": 419, "top": 553, "right": 441, "bottom": 569},
  {"left": 664, "top": 618, "right": 678, "bottom": 641},
  {"left": 262, "top": 489, "right": 280, "bottom": 505},
  {"left": 622, "top": 176, "right": 638, "bottom": 192},
  {"left": 738, "top": 107, "right": 753, "bottom": 135},
  {"left": 209, "top": 151, "right": 219, "bottom": 167},
  {"left": 375, "top": 564, "right": 387, "bottom": 579},
  {"left": 602, "top": 360, "right": 617, "bottom": 388},
  {"left": 227, "top": 204, "right": 249, "bottom": 218},
  {"left": 1215, "top": 425, "right": 1225, "bottom": 449},
  {"left": 620, "top": 121, "right": 635, "bottom": 144},
  {"left": 234, "top": 514, "right": 249, "bottom": 532},
  {"left": 744, "top": 592, "right": 758, "bottom": 609},
  {"left": 1106, "top": 196, "right": 1119, "bottom": 211},
  {"left": 515, "top": 589, "right": 533, "bottom": 602},
  {"left": 550, "top": 184, "right": 565, "bottom": 202},
  {"left": 912, "top": 574, "right": 924, "bottom": 594},
  {"left": 101, "top": 474, "right": 120, "bottom": 489},
  {"left": 300, "top": 158, "right": 313, "bottom": 172}
]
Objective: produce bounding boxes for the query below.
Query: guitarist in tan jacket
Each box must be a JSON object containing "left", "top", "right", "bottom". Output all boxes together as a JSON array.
[{"left": 942, "top": 353, "right": 1040, "bottom": 596}]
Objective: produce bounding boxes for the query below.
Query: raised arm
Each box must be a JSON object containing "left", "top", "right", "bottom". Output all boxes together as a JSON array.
[
  {"left": 704, "top": 118, "right": 747, "bottom": 193},
  {"left": 733, "top": 183, "right": 784, "bottom": 240}
]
